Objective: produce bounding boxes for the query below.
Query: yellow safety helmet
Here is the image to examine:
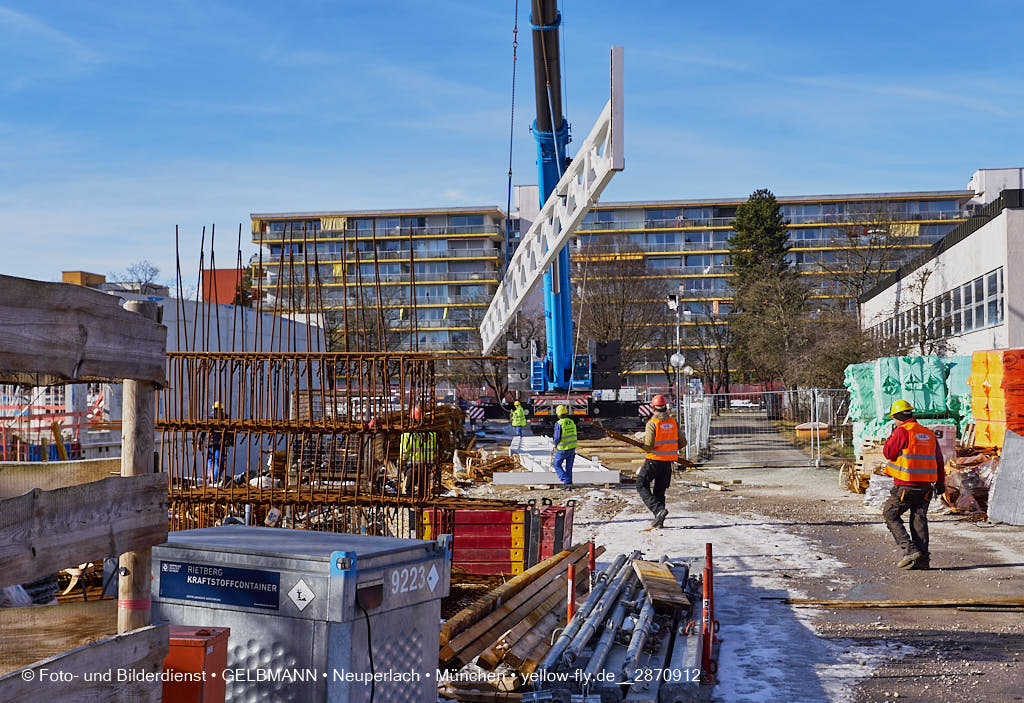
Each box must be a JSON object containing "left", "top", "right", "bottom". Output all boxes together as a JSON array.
[
  {"left": 889, "top": 399, "right": 914, "bottom": 417},
  {"left": 213, "top": 401, "right": 224, "bottom": 410},
  {"left": 556, "top": 404, "right": 569, "bottom": 416},
  {"left": 514, "top": 400, "right": 521, "bottom": 407}
]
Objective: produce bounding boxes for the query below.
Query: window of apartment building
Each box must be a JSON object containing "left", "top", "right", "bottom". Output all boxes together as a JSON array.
[
  {"left": 684, "top": 254, "right": 725, "bottom": 268},
  {"left": 447, "top": 238, "right": 486, "bottom": 250},
  {"left": 821, "top": 202, "right": 846, "bottom": 216},
  {"left": 684, "top": 230, "right": 725, "bottom": 247},
  {"left": 647, "top": 257, "right": 681, "bottom": 269},
  {"left": 919, "top": 223, "right": 957, "bottom": 239},
  {"left": 645, "top": 208, "right": 680, "bottom": 224},
  {"left": 413, "top": 238, "right": 448, "bottom": 253},
  {"left": 416, "top": 262, "right": 448, "bottom": 275},
  {"left": 684, "top": 277, "right": 729, "bottom": 291},
  {"left": 647, "top": 231, "right": 680, "bottom": 246},
  {"left": 683, "top": 207, "right": 712, "bottom": 220},
  {"left": 583, "top": 210, "right": 617, "bottom": 225},
  {"left": 907, "top": 200, "right": 958, "bottom": 213},
  {"left": 449, "top": 214, "right": 485, "bottom": 227},
  {"left": 268, "top": 219, "right": 319, "bottom": 233},
  {"left": 402, "top": 216, "right": 427, "bottom": 228},
  {"left": 415, "top": 285, "right": 446, "bottom": 299},
  {"left": 451, "top": 284, "right": 486, "bottom": 298}
]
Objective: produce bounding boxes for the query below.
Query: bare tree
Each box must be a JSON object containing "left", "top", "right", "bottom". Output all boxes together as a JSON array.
[
  {"left": 448, "top": 310, "right": 544, "bottom": 401},
  {"left": 571, "top": 239, "right": 670, "bottom": 374},
  {"left": 689, "top": 296, "right": 735, "bottom": 394},
  {"left": 110, "top": 259, "right": 160, "bottom": 285},
  {"left": 819, "top": 208, "right": 914, "bottom": 326},
  {"left": 895, "top": 264, "right": 950, "bottom": 356}
]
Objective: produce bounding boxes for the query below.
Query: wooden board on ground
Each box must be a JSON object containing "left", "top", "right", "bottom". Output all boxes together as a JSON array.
[
  {"left": 0, "top": 473, "right": 168, "bottom": 589},
  {"left": 0, "top": 623, "right": 167, "bottom": 702},
  {"left": 0, "top": 274, "right": 167, "bottom": 386},
  {"left": 633, "top": 560, "right": 688, "bottom": 610},
  {"left": 0, "top": 599, "right": 116, "bottom": 675},
  {"left": 0, "top": 458, "right": 121, "bottom": 499}
]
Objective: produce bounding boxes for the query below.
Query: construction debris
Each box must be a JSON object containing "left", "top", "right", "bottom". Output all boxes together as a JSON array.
[{"left": 438, "top": 546, "right": 711, "bottom": 701}]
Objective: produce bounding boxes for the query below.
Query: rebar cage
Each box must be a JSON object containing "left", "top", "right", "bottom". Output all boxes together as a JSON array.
[{"left": 159, "top": 351, "right": 453, "bottom": 536}]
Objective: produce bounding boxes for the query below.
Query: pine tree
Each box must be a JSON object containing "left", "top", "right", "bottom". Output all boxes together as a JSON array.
[{"left": 728, "top": 188, "right": 790, "bottom": 276}]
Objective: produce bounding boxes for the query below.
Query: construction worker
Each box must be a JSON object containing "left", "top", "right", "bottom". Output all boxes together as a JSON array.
[
  {"left": 881, "top": 399, "right": 946, "bottom": 570},
  {"left": 202, "top": 401, "right": 234, "bottom": 485},
  {"left": 550, "top": 405, "right": 577, "bottom": 486},
  {"left": 638, "top": 395, "right": 687, "bottom": 529},
  {"left": 399, "top": 405, "right": 437, "bottom": 497},
  {"left": 510, "top": 400, "right": 528, "bottom": 437}
]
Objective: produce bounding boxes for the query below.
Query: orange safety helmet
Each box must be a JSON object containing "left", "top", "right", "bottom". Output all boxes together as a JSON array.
[{"left": 652, "top": 394, "right": 669, "bottom": 409}]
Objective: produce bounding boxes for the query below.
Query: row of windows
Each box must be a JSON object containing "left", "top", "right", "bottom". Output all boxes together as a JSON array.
[
  {"left": 871, "top": 268, "right": 1005, "bottom": 344},
  {"left": 581, "top": 200, "right": 961, "bottom": 225}
]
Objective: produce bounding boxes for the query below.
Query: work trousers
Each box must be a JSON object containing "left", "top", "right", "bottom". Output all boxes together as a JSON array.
[
  {"left": 882, "top": 485, "right": 932, "bottom": 557},
  {"left": 553, "top": 449, "right": 575, "bottom": 485},
  {"left": 637, "top": 459, "right": 672, "bottom": 516}
]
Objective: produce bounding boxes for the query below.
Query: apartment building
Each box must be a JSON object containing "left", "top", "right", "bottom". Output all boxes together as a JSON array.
[
  {"left": 252, "top": 171, "right": 1017, "bottom": 386},
  {"left": 250, "top": 206, "right": 506, "bottom": 352}
]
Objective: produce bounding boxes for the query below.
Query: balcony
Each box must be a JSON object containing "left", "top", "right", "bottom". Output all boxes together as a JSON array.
[
  {"left": 259, "top": 224, "right": 505, "bottom": 241},
  {"left": 577, "top": 210, "right": 969, "bottom": 233}
]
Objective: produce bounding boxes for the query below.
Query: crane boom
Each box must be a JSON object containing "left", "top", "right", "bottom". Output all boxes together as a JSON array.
[{"left": 479, "top": 45, "right": 623, "bottom": 359}]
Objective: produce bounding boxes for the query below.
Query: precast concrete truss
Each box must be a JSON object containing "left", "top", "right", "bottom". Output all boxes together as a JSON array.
[{"left": 480, "top": 46, "right": 625, "bottom": 354}]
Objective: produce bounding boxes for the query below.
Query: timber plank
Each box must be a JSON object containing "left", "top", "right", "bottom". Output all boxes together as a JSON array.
[
  {"left": 0, "top": 273, "right": 167, "bottom": 386},
  {"left": 781, "top": 597, "right": 1024, "bottom": 608},
  {"left": 441, "top": 551, "right": 592, "bottom": 667},
  {"left": 633, "top": 560, "right": 688, "bottom": 610},
  {"left": 477, "top": 580, "right": 572, "bottom": 670},
  {"left": 0, "top": 624, "right": 168, "bottom": 703},
  {"left": 0, "top": 458, "right": 121, "bottom": 499},
  {"left": 498, "top": 606, "right": 563, "bottom": 672},
  {"left": 0, "top": 599, "right": 116, "bottom": 675},
  {"left": 441, "top": 545, "right": 585, "bottom": 646},
  {"left": 0, "top": 473, "right": 168, "bottom": 589}
]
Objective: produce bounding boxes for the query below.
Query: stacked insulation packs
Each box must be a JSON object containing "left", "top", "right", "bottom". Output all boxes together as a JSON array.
[
  {"left": 968, "top": 348, "right": 1024, "bottom": 448},
  {"left": 845, "top": 355, "right": 970, "bottom": 455}
]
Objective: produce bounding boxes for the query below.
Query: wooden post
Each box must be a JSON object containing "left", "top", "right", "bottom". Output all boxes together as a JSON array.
[{"left": 118, "top": 300, "right": 160, "bottom": 634}]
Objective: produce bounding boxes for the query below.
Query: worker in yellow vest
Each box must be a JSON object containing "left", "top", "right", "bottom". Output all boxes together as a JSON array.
[
  {"left": 639, "top": 395, "right": 687, "bottom": 529},
  {"left": 882, "top": 399, "right": 946, "bottom": 570},
  {"left": 510, "top": 400, "right": 528, "bottom": 437},
  {"left": 399, "top": 405, "right": 437, "bottom": 497},
  {"left": 550, "top": 405, "right": 577, "bottom": 487}
]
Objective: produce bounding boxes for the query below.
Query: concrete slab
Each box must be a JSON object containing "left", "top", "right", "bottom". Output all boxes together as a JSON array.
[{"left": 503, "top": 434, "right": 620, "bottom": 484}]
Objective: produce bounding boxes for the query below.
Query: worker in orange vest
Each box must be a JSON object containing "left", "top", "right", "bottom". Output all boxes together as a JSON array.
[
  {"left": 638, "top": 395, "right": 687, "bottom": 529},
  {"left": 881, "top": 399, "right": 946, "bottom": 570}
]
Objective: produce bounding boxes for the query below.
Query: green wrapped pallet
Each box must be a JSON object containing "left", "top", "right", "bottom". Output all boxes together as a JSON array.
[
  {"left": 897, "top": 355, "right": 947, "bottom": 417},
  {"left": 944, "top": 356, "right": 972, "bottom": 397},
  {"left": 844, "top": 362, "right": 878, "bottom": 421},
  {"left": 874, "top": 357, "right": 902, "bottom": 419}
]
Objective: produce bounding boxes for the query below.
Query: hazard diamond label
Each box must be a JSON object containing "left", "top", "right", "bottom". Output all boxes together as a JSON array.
[
  {"left": 426, "top": 564, "right": 440, "bottom": 592},
  {"left": 288, "top": 579, "right": 315, "bottom": 611}
]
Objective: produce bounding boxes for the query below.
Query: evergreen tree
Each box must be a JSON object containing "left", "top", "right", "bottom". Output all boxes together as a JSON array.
[{"left": 728, "top": 188, "right": 790, "bottom": 276}]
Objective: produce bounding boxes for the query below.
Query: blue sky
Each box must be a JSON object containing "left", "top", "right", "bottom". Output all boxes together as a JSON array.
[{"left": 2, "top": 0, "right": 1023, "bottom": 287}]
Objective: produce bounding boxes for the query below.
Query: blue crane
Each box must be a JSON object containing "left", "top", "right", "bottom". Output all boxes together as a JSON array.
[{"left": 530, "top": 0, "right": 578, "bottom": 392}]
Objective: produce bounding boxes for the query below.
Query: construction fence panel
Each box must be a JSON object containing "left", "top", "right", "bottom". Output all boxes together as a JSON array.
[{"left": 698, "top": 390, "right": 851, "bottom": 468}]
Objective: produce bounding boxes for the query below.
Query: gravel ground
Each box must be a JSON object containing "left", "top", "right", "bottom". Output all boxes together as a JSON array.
[{"left": 471, "top": 431, "right": 1024, "bottom": 703}]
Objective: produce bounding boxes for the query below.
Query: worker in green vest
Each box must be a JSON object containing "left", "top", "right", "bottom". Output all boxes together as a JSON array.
[
  {"left": 550, "top": 405, "right": 577, "bottom": 486},
  {"left": 510, "top": 400, "right": 528, "bottom": 437},
  {"left": 399, "top": 405, "right": 437, "bottom": 497}
]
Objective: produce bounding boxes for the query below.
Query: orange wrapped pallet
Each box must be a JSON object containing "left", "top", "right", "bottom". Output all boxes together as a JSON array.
[{"left": 975, "top": 420, "right": 1006, "bottom": 449}]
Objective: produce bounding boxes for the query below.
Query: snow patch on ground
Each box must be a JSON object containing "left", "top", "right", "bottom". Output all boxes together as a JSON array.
[{"left": 573, "top": 490, "right": 914, "bottom": 703}]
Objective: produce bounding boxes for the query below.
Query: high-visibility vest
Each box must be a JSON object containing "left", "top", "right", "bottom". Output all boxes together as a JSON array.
[
  {"left": 400, "top": 431, "right": 437, "bottom": 462},
  {"left": 555, "top": 418, "right": 578, "bottom": 451},
  {"left": 885, "top": 420, "right": 939, "bottom": 482},
  {"left": 646, "top": 416, "right": 679, "bottom": 461},
  {"left": 511, "top": 406, "right": 527, "bottom": 426}
]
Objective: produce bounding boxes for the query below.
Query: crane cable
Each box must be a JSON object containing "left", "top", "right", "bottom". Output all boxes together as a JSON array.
[{"left": 504, "top": 0, "right": 519, "bottom": 267}]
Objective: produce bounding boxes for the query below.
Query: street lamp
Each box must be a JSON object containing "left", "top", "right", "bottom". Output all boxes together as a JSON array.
[{"left": 667, "top": 295, "right": 684, "bottom": 430}]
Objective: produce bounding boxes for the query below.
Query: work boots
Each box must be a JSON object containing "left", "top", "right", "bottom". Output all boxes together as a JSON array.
[
  {"left": 897, "top": 551, "right": 922, "bottom": 569},
  {"left": 651, "top": 508, "right": 668, "bottom": 529}
]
